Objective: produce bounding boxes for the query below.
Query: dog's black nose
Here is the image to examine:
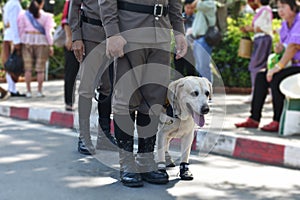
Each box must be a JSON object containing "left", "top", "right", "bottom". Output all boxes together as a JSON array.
[{"left": 201, "top": 105, "right": 209, "bottom": 114}]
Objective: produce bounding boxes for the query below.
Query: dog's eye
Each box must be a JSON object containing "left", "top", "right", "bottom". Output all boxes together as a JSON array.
[
  {"left": 205, "top": 91, "right": 210, "bottom": 97},
  {"left": 191, "top": 91, "right": 199, "bottom": 97}
]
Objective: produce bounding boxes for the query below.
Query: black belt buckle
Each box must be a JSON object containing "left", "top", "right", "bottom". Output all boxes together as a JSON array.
[{"left": 154, "top": 4, "right": 163, "bottom": 17}]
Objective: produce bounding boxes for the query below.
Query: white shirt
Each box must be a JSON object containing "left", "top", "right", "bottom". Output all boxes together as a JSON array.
[
  {"left": 3, "top": 0, "right": 22, "bottom": 44},
  {"left": 253, "top": 6, "right": 273, "bottom": 38}
]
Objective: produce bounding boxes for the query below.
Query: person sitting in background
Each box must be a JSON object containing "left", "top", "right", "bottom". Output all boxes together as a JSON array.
[
  {"left": 235, "top": 0, "right": 300, "bottom": 132},
  {"left": 17, "top": 0, "right": 55, "bottom": 98},
  {"left": 2, "top": 0, "right": 26, "bottom": 97}
]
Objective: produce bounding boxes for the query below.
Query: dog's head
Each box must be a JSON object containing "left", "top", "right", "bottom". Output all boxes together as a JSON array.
[{"left": 167, "top": 76, "right": 212, "bottom": 127}]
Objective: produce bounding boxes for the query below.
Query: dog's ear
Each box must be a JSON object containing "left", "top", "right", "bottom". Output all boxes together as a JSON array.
[
  {"left": 167, "top": 79, "right": 184, "bottom": 116},
  {"left": 200, "top": 77, "right": 213, "bottom": 99}
]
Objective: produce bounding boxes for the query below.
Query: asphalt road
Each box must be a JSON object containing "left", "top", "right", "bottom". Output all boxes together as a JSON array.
[{"left": 0, "top": 117, "right": 299, "bottom": 200}]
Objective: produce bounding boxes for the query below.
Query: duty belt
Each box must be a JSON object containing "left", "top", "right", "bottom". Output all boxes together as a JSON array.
[
  {"left": 81, "top": 15, "right": 103, "bottom": 26},
  {"left": 117, "top": 1, "right": 169, "bottom": 17}
]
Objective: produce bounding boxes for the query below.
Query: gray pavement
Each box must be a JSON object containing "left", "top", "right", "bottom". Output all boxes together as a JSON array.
[
  {"left": 1, "top": 117, "right": 300, "bottom": 200},
  {"left": 0, "top": 79, "right": 300, "bottom": 168}
]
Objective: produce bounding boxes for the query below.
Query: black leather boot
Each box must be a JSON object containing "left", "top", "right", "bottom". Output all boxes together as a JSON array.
[
  {"left": 114, "top": 114, "right": 143, "bottom": 187},
  {"left": 137, "top": 137, "right": 169, "bottom": 184},
  {"left": 78, "top": 137, "right": 93, "bottom": 155},
  {"left": 136, "top": 113, "right": 169, "bottom": 184},
  {"left": 179, "top": 162, "right": 193, "bottom": 180},
  {"left": 96, "top": 94, "right": 117, "bottom": 151}
]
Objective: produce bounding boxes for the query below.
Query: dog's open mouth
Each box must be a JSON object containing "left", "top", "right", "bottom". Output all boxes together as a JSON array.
[{"left": 187, "top": 103, "right": 205, "bottom": 127}]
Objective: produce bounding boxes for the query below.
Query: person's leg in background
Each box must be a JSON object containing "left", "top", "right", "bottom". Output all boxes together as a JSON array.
[
  {"left": 261, "top": 67, "right": 300, "bottom": 132},
  {"left": 77, "top": 41, "right": 108, "bottom": 155},
  {"left": 193, "top": 37, "right": 213, "bottom": 82},
  {"left": 246, "top": 35, "right": 273, "bottom": 103},
  {"left": 64, "top": 47, "right": 80, "bottom": 111},
  {"left": 1, "top": 41, "right": 11, "bottom": 100},
  {"left": 22, "top": 45, "right": 33, "bottom": 98},
  {"left": 96, "top": 63, "right": 117, "bottom": 150},
  {"left": 2, "top": 41, "right": 25, "bottom": 97},
  {"left": 235, "top": 70, "right": 269, "bottom": 128},
  {"left": 35, "top": 45, "right": 50, "bottom": 97}
]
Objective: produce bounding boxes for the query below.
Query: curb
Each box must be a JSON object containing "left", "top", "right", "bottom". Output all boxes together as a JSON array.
[
  {"left": 0, "top": 105, "right": 74, "bottom": 128},
  {"left": 1, "top": 105, "right": 299, "bottom": 170},
  {"left": 196, "top": 131, "right": 300, "bottom": 169}
]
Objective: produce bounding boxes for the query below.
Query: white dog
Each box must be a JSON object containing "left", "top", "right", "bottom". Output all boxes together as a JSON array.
[{"left": 156, "top": 76, "right": 212, "bottom": 180}]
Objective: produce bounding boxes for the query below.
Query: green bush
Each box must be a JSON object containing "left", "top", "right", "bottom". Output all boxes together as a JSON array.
[{"left": 212, "top": 14, "right": 282, "bottom": 88}]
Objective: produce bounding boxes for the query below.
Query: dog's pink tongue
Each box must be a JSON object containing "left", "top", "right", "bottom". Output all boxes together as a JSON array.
[{"left": 193, "top": 113, "right": 205, "bottom": 127}]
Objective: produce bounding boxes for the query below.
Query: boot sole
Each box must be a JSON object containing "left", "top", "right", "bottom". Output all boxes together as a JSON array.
[
  {"left": 121, "top": 181, "right": 144, "bottom": 187},
  {"left": 142, "top": 178, "right": 169, "bottom": 184},
  {"left": 78, "top": 147, "right": 95, "bottom": 155},
  {"left": 180, "top": 176, "right": 194, "bottom": 181}
]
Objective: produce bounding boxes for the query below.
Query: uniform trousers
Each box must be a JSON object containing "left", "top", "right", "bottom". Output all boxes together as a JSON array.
[
  {"left": 113, "top": 43, "right": 170, "bottom": 139},
  {"left": 78, "top": 40, "right": 111, "bottom": 130}
]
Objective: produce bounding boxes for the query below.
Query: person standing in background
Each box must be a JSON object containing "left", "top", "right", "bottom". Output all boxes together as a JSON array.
[
  {"left": 240, "top": 0, "right": 273, "bottom": 103},
  {"left": 17, "top": 0, "right": 55, "bottom": 98},
  {"left": 174, "top": 0, "right": 197, "bottom": 79},
  {"left": 2, "top": 0, "right": 26, "bottom": 98},
  {"left": 61, "top": 0, "right": 80, "bottom": 111},
  {"left": 191, "top": 0, "right": 217, "bottom": 83}
]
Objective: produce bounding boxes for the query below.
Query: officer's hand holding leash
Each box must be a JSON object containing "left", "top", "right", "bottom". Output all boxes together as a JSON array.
[
  {"left": 174, "top": 34, "right": 188, "bottom": 60},
  {"left": 72, "top": 40, "right": 85, "bottom": 63},
  {"left": 106, "top": 35, "right": 127, "bottom": 58}
]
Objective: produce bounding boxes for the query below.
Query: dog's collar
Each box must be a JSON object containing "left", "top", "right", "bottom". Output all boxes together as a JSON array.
[{"left": 163, "top": 100, "right": 179, "bottom": 119}]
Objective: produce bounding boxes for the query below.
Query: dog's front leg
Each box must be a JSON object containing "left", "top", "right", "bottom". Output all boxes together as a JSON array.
[
  {"left": 180, "top": 132, "right": 194, "bottom": 164},
  {"left": 156, "top": 131, "right": 167, "bottom": 170}
]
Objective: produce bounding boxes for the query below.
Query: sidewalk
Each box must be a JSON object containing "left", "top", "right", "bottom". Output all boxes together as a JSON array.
[{"left": 0, "top": 79, "right": 299, "bottom": 169}]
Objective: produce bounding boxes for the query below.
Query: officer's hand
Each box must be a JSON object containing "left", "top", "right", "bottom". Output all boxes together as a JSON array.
[
  {"left": 175, "top": 34, "right": 188, "bottom": 60},
  {"left": 106, "top": 35, "right": 127, "bottom": 58},
  {"left": 72, "top": 40, "right": 85, "bottom": 63}
]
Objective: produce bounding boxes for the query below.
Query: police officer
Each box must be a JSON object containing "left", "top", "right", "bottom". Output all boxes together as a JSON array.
[
  {"left": 99, "top": 0, "right": 187, "bottom": 187},
  {"left": 69, "top": 0, "right": 116, "bottom": 155}
]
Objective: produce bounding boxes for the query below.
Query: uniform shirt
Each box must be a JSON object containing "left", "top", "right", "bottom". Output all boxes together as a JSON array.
[
  {"left": 99, "top": 0, "right": 184, "bottom": 43},
  {"left": 280, "top": 13, "right": 300, "bottom": 67},
  {"left": 68, "top": 0, "right": 106, "bottom": 43},
  {"left": 3, "top": 0, "right": 22, "bottom": 44},
  {"left": 17, "top": 10, "right": 55, "bottom": 45}
]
